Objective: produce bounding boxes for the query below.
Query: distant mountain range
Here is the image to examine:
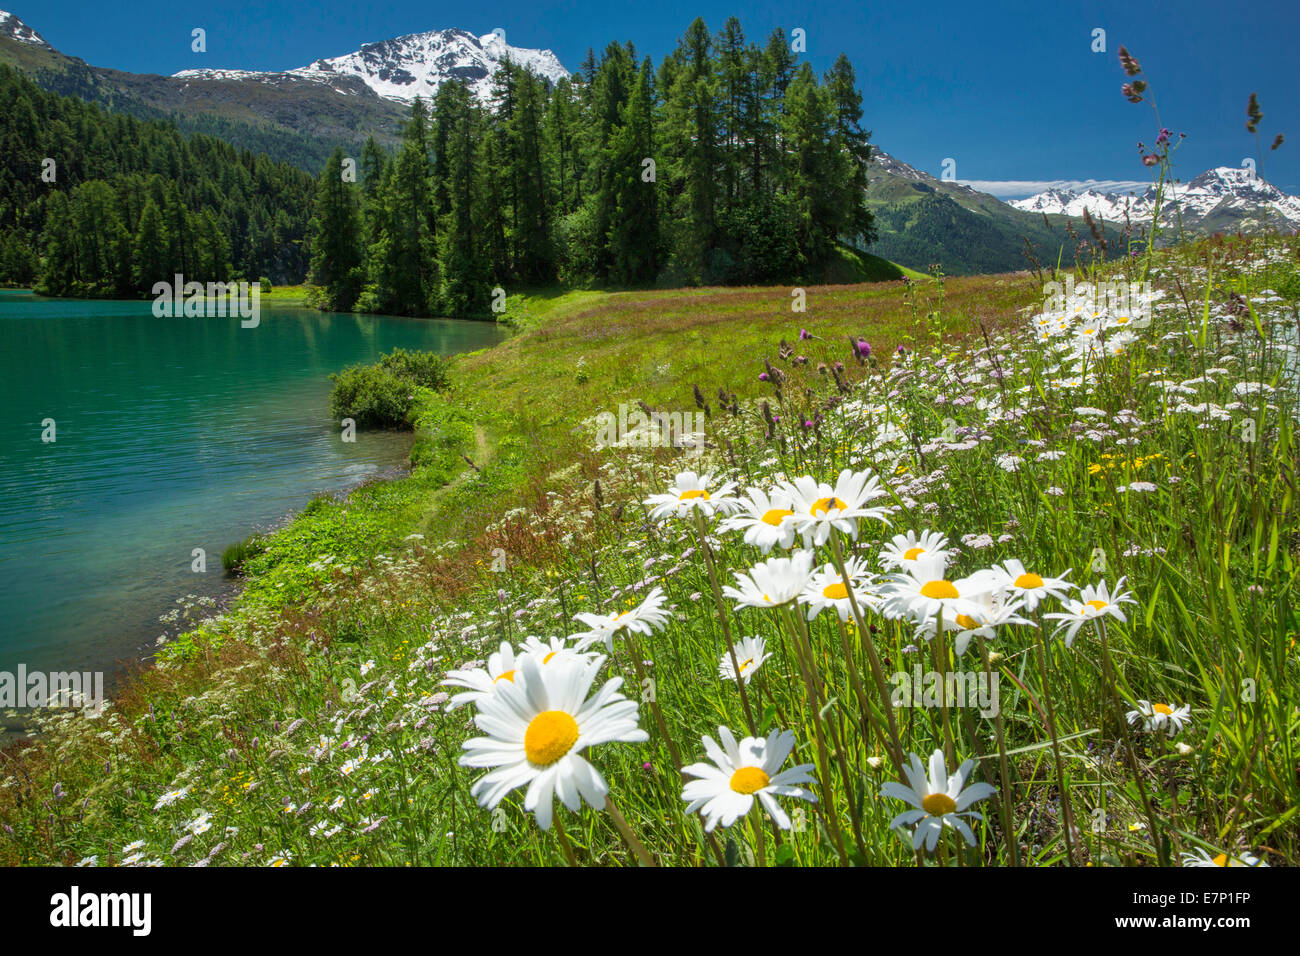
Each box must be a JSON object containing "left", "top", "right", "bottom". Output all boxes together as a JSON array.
[
  {"left": 860, "top": 150, "right": 1111, "bottom": 274},
  {"left": 0, "top": 9, "right": 410, "bottom": 171},
  {"left": 174, "top": 28, "right": 570, "bottom": 106},
  {"left": 1010, "top": 167, "right": 1300, "bottom": 235},
  {"left": 2, "top": 9, "right": 1294, "bottom": 276}
]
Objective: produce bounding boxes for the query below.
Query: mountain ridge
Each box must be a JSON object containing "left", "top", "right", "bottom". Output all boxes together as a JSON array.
[
  {"left": 173, "top": 27, "right": 571, "bottom": 105},
  {"left": 1011, "top": 166, "right": 1300, "bottom": 235}
]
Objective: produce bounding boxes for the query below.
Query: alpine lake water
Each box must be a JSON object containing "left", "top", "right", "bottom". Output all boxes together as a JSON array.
[{"left": 0, "top": 290, "right": 504, "bottom": 684}]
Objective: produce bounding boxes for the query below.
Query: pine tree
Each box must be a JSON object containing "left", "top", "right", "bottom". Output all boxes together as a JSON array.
[
  {"left": 133, "top": 197, "right": 169, "bottom": 290},
  {"left": 307, "top": 147, "right": 363, "bottom": 310},
  {"left": 605, "top": 58, "right": 662, "bottom": 284},
  {"left": 825, "top": 54, "right": 877, "bottom": 245},
  {"left": 436, "top": 81, "right": 490, "bottom": 316}
]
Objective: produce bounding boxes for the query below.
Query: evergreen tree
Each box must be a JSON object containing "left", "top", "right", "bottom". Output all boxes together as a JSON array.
[
  {"left": 825, "top": 54, "right": 877, "bottom": 245},
  {"left": 133, "top": 197, "right": 168, "bottom": 289},
  {"left": 307, "top": 147, "right": 362, "bottom": 310}
]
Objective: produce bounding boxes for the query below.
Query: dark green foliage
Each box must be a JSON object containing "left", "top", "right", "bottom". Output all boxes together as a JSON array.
[
  {"left": 222, "top": 534, "right": 267, "bottom": 575},
  {"left": 0, "top": 66, "right": 314, "bottom": 294},
  {"left": 342, "top": 17, "right": 877, "bottom": 315},
  {"left": 379, "top": 348, "right": 452, "bottom": 390},
  {"left": 328, "top": 348, "right": 453, "bottom": 430},
  {"left": 328, "top": 364, "right": 419, "bottom": 430},
  {"left": 308, "top": 147, "right": 364, "bottom": 310}
]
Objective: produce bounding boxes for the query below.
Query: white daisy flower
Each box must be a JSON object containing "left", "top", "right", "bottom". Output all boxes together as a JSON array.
[
  {"left": 153, "top": 786, "right": 190, "bottom": 810},
  {"left": 780, "top": 469, "right": 892, "bottom": 546},
  {"left": 881, "top": 749, "right": 996, "bottom": 852},
  {"left": 681, "top": 727, "right": 817, "bottom": 832},
  {"left": 723, "top": 550, "right": 816, "bottom": 610},
  {"left": 645, "top": 471, "right": 740, "bottom": 520},
  {"left": 571, "top": 586, "right": 671, "bottom": 652},
  {"left": 718, "top": 636, "right": 771, "bottom": 685},
  {"left": 717, "top": 486, "right": 799, "bottom": 553},
  {"left": 986, "top": 559, "right": 1074, "bottom": 612},
  {"left": 1126, "top": 699, "right": 1192, "bottom": 736},
  {"left": 881, "top": 555, "right": 995, "bottom": 625},
  {"left": 799, "top": 558, "right": 883, "bottom": 622},
  {"left": 1180, "top": 847, "right": 1268, "bottom": 867},
  {"left": 878, "top": 529, "right": 951, "bottom": 571},
  {"left": 1044, "top": 577, "right": 1136, "bottom": 646},
  {"left": 519, "top": 635, "right": 593, "bottom": 667},
  {"left": 458, "top": 654, "right": 647, "bottom": 831},
  {"left": 914, "top": 593, "right": 1032, "bottom": 655},
  {"left": 442, "top": 641, "right": 524, "bottom": 710}
]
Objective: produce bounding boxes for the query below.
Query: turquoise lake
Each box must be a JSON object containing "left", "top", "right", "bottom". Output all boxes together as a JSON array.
[{"left": 0, "top": 292, "right": 503, "bottom": 677}]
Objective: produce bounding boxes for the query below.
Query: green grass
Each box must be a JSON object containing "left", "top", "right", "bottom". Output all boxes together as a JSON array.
[
  {"left": 2, "top": 245, "right": 1296, "bottom": 869},
  {"left": 257, "top": 284, "right": 312, "bottom": 307},
  {"left": 220, "top": 535, "right": 267, "bottom": 575}
]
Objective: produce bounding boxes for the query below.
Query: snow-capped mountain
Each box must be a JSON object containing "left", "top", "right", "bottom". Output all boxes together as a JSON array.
[
  {"left": 1011, "top": 167, "right": 1300, "bottom": 233},
  {"left": 0, "top": 9, "right": 49, "bottom": 48},
  {"left": 174, "top": 28, "right": 571, "bottom": 105}
]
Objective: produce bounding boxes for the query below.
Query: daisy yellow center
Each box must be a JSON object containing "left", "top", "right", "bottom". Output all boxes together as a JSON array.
[
  {"left": 810, "top": 496, "right": 847, "bottom": 515},
  {"left": 542, "top": 652, "right": 556, "bottom": 663},
  {"left": 1212, "top": 853, "right": 1229, "bottom": 867},
  {"left": 729, "top": 766, "right": 770, "bottom": 794},
  {"left": 955, "top": 613, "right": 980, "bottom": 630},
  {"left": 1116, "top": 316, "right": 1130, "bottom": 324},
  {"left": 1085, "top": 599, "right": 1108, "bottom": 612},
  {"left": 679, "top": 489, "right": 710, "bottom": 501},
  {"left": 740, "top": 657, "right": 755, "bottom": 672},
  {"left": 922, "top": 792, "right": 957, "bottom": 816},
  {"left": 1083, "top": 327, "right": 1096, "bottom": 335},
  {"left": 494, "top": 670, "right": 516, "bottom": 683},
  {"left": 920, "top": 580, "right": 960, "bottom": 600},
  {"left": 524, "top": 710, "right": 579, "bottom": 766},
  {"left": 761, "top": 508, "right": 794, "bottom": 526},
  {"left": 1152, "top": 703, "right": 1172, "bottom": 715},
  {"left": 903, "top": 546, "right": 925, "bottom": 560},
  {"left": 1013, "top": 572, "right": 1044, "bottom": 589},
  {"left": 822, "top": 582, "right": 849, "bottom": 600}
]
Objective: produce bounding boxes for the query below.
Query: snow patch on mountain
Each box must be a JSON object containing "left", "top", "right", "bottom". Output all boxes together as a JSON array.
[
  {"left": 1011, "top": 167, "right": 1300, "bottom": 231},
  {"left": 174, "top": 28, "right": 570, "bottom": 105},
  {"left": 0, "top": 10, "right": 51, "bottom": 48}
]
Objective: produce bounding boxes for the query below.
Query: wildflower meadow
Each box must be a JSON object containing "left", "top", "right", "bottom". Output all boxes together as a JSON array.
[{"left": 3, "top": 225, "right": 1296, "bottom": 871}]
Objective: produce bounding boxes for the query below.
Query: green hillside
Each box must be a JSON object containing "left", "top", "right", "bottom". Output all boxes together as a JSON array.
[
  {"left": 861, "top": 152, "right": 1121, "bottom": 275},
  {"left": 0, "top": 34, "right": 406, "bottom": 172}
]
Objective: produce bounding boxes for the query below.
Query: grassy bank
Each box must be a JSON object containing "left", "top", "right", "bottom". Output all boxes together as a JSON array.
[{"left": 2, "top": 245, "right": 1296, "bottom": 868}]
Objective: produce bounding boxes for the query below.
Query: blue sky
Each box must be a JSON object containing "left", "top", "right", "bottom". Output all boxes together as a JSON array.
[{"left": 13, "top": 0, "right": 1300, "bottom": 195}]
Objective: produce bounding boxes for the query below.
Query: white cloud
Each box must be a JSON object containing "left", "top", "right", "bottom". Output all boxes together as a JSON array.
[{"left": 958, "top": 178, "right": 1153, "bottom": 200}]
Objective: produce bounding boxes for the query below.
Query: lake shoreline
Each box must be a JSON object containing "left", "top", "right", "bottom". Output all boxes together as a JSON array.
[
  {"left": 0, "top": 453, "right": 420, "bottom": 753},
  {"left": 1, "top": 295, "right": 503, "bottom": 735}
]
